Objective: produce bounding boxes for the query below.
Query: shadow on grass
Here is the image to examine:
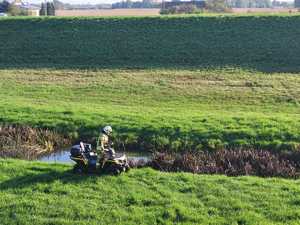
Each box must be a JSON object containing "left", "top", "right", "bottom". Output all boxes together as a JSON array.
[
  {"left": 0, "top": 165, "right": 107, "bottom": 191},
  {"left": 1, "top": 16, "right": 300, "bottom": 73}
]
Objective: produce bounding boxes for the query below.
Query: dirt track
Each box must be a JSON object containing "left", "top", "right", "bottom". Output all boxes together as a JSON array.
[{"left": 55, "top": 9, "right": 160, "bottom": 17}]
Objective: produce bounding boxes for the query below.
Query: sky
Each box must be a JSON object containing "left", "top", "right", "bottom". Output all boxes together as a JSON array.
[{"left": 26, "top": 0, "right": 294, "bottom": 5}]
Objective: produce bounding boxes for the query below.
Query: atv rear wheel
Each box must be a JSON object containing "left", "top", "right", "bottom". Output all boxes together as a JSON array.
[{"left": 73, "top": 164, "right": 84, "bottom": 174}]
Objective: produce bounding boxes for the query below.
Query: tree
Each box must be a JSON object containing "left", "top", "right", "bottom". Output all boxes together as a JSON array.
[
  {"left": 40, "top": 2, "right": 55, "bottom": 16},
  {"left": 0, "top": 0, "right": 10, "bottom": 13},
  {"left": 50, "top": 2, "right": 55, "bottom": 15},
  {"left": 160, "top": 4, "right": 200, "bottom": 14},
  {"left": 125, "top": 0, "right": 133, "bottom": 8},
  {"left": 229, "top": 0, "right": 273, "bottom": 8},
  {"left": 142, "top": 0, "right": 152, "bottom": 8},
  {"left": 40, "top": 2, "right": 46, "bottom": 15},
  {"left": 206, "top": 0, "right": 230, "bottom": 12},
  {"left": 46, "top": 2, "right": 52, "bottom": 15},
  {"left": 7, "top": 4, "right": 21, "bottom": 16}
]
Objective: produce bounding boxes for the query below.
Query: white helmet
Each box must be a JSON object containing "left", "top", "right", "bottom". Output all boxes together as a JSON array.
[{"left": 103, "top": 125, "right": 112, "bottom": 135}]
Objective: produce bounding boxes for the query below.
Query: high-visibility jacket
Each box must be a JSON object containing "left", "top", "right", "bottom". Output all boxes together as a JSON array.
[{"left": 98, "top": 133, "right": 109, "bottom": 153}]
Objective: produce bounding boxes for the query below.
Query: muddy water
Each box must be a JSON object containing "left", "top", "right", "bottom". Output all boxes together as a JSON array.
[{"left": 38, "top": 148, "right": 151, "bottom": 164}]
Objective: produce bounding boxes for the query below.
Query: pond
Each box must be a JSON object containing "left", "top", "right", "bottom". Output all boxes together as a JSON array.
[{"left": 38, "top": 148, "right": 151, "bottom": 164}]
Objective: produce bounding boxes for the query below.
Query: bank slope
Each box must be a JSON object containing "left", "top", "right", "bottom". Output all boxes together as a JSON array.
[{"left": 1, "top": 159, "right": 300, "bottom": 225}]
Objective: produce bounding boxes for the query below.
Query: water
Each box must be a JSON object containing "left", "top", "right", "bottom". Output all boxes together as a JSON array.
[
  {"left": 38, "top": 148, "right": 151, "bottom": 164},
  {"left": 39, "top": 148, "right": 73, "bottom": 163}
]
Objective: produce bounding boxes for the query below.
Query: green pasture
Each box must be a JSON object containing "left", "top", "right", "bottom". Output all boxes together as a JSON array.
[
  {"left": 0, "top": 68, "right": 299, "bottom": 151},
  {"left": 0, "top": 15, "right": 300, "bottom": 150},
  {"left": 1, "top": 15, "right": 300, "bottom": 72},
  {"left": 1, "top": 159, "right": 300, "bottom": 225}
]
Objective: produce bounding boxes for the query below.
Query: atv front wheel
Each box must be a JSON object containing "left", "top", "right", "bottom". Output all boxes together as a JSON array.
[
  {"left": 125, "top": 164, "right": 130, "bottom": 172},
  {"left": 113, "top": 168, "right": 121, "bottom": 175},
  {"left": 103, "top": 164, "right": 121, "bottom": 175}
]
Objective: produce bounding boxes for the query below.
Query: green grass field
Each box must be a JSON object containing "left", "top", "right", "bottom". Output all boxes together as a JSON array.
[
  {"left": 1, "top": 159, "right": 300, "bottom": 225},
  {"left": 1, "top": 68, "right": 300, "bottom": 151},
  {"left": 0, "top": 15, "right": 300, "bottom": 151},
  {"left": 1, "top": 15, "right": 300, "bottom": 72}
]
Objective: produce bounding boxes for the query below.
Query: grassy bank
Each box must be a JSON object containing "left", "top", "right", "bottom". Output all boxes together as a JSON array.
[
  {"left": 1, "top": 68, "right": 299, "bottom": 151},
  {"left": 0, "top": 16, "right": 300, "bottom": 151},
  {"left": 1, "top": 159, "right": 300, "bottom": 225}
]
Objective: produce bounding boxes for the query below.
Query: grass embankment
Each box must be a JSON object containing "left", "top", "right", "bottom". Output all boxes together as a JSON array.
[
  {"left": 1, "top": 69, "right": 300, "bottom": 151},
  {"left": 0, "top": 16, "right": 300, "bottom": 151},
  {"left": 1, "top": 159, "right": 300, "bottom": 225}
]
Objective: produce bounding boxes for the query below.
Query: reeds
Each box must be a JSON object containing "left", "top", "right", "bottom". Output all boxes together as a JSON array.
[
  {"left": 0, "top": 125, "right": 70, "bottom": 159},
  {"left": 148, "top": 149, "right": 300, "bottom": 178}
]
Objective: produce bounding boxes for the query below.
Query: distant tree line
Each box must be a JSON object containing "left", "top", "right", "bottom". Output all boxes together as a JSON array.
[
  {"left": 52, "top": 0, "right": 111, "bottom": 10},
  {"left": 226, "top": 0, "right": 272, "bottom": 8},
  {"left": 161, "top": 0, "right": 232, "bottom": 14},
  {"left": 272, "top": 0, "right": 294, "bottom": 7},
  {"left": 2, "top": 0, "right": 298, "bottom": 17},
  {"left": 160, "top": 0, "right": 299, "bottom": 15},
  {"left": 160, "top": 4, "right": 199, "bottom": 14},
  {"left": 112, "top": 0, "right": 161, "bottom": 9}
]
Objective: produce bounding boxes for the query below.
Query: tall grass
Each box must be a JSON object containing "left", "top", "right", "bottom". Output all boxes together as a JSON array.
[
  {"left": 0, "top": 125, "right": 70, "bottom": 159},
  {"left": 149, "top": 149, "right": 300, "bottom": 178}
]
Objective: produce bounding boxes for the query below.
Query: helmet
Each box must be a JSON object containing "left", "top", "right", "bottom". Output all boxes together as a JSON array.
[{"left": 102, "top": 125, "right": 112, "bottom": 135}]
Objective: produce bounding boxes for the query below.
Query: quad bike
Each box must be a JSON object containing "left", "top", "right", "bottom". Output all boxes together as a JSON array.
[
  {"left": 99, "top": 151, "right": 130, "bottom": 175},
  {"left": 70, "top": 142, "right": 130, "bottom": 175}
]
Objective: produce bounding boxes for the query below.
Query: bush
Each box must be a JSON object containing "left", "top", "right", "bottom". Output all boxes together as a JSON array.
[
  {"left": 7, "top": 4, "right": 28, "bottom": 16},
  {"left": 205, "top": 0, "right": 232, "bottom": 13},
  {"left": 160, "top": 4, "right": 201, "bottom": 15}
]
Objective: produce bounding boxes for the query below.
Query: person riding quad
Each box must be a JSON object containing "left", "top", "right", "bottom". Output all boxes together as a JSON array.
[{"left": 97, "top": 125, "right": 115, "bottom": 167}]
